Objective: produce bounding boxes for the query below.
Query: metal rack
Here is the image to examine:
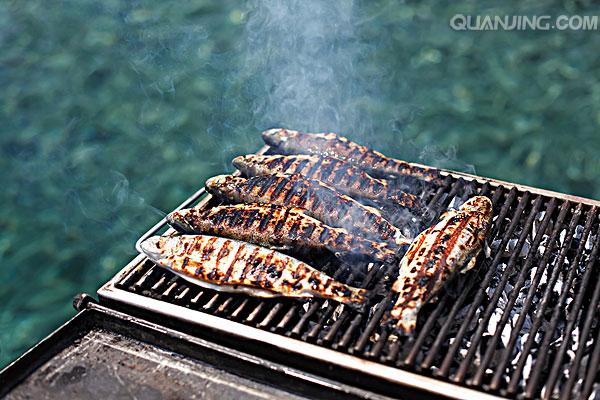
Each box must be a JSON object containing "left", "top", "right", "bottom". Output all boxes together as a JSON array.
[{"left": 99, "top": 147, "right": 600, "bottom": 399}]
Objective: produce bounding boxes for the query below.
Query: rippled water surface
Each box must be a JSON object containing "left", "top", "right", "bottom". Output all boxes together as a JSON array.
[{"left": 1, "top": 0, "right": 599, "bottom": 367}]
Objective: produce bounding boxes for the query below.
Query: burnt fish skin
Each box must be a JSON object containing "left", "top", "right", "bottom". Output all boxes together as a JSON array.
[
  {"left": 232, "top": 154, "right": 423, "bottom": 213},
  {"left": 205, "top": 174, "right": 411, "bottom": 247},
  {"left": 167, "top": 203, "right": 397, "bottom": 263},
  {"left": 141, "top": 234, "right": 367, "bottom": 305},
  {"left": 389, "top": 196, "right": 493, "bottom": 335},
  {"left": 262, "top": 128, "right": 443, "bottom": 184}
]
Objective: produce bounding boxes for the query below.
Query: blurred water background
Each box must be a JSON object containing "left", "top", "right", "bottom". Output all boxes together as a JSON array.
[{"left": 1, "top": 0, "right": 599, "bottom": 367}]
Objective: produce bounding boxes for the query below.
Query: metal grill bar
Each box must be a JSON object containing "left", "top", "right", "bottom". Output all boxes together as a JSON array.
[
  {"left": 582, "top": 323, "right": 600, "bottom": 399},
  {"left": 534, "top": 213, "right": 600, "bottom": 399},
  {"left": 387, "top": 182, "right": 496, "bottom": 365},
  {"left": 517, "top": 206, "right": 598, "bottom": 397},
  {"left": 453, "top": 196, "right": 554, "bottom": 383},
  {"left": 438, "top": 191, "right": 536, "bottom": 377},
  {"left": 471, "top": 200, "right": 570, "bottom": 386},
  {"left": 498, "top": 203, "right": 584, "bottom": 392},
  {"left": 417, "top": 186, "right": 515, "bottom": 371},
  {"left": 98, "top": 151, "right": 600, "bottom": 400},
  {"left": 558, "top": 229, "right": 600, "bottom": 399}
]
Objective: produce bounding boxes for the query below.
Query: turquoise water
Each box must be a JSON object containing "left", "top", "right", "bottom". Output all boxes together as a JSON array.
[{"left": 1, "top": 0, "right": 599, "bottom": 367}]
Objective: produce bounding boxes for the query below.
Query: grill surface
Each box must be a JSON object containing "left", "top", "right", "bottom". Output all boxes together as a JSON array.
[{"left": 98, "top": 147, "right": 600, "bottom": 400}]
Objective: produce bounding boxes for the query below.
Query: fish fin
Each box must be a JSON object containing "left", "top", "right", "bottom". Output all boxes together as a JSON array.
[
  {"left": 268, "top": 244, "right": 294, "bottom": 252},
  {"left": 363, "top": 205, "right": 383, "bottom": 217},
  {"left": 484, "top": 241, "right": 492, "bottom": 258},
  {"left": 163, "top": 268, "right": 281, "bottom": 298},
  {"left": 392, "top": 318, "right": 417, "bottom": 337},
  {"left": 439, "top": 208, "right": 459, "bottom": 220},
  {"left": 290, "top": 206, "right": 310, "bottom": 215},
  {"left": 395, "top": 236, "right": 413, "bottom": 247},
  {"left": 461, "top": 254, "right": 480, "bottom": 274},
  {"left": 388, "top": 297, "right": 419, "bottom": 337}
]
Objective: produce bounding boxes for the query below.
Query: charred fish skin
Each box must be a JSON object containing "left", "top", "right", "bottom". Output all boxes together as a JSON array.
[
  {"left": 231, "top": 154, "right": 423, "bottom": 212},
  {"left": 205, "top": 174, "right": 411, "bottom": 247},
  {"left": 389, "top": 196, "right": 493, "bottom": 335},
  {"left": 141, "top": 235, "right": 367, "bottom": 305},
  {"left": 167, "top": 203, "right": 397, "bottom": 263},
  {"left": 262, "top": 128, "right": 443, "bottom": 184}
]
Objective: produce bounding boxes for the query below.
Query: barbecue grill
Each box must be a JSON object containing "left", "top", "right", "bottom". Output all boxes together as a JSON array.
[{"left": 3, "top": 145, "right": 599, "bottom": 399}]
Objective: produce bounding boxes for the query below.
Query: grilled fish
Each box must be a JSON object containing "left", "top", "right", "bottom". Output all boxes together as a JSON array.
[
  {"left": 141, "top": 235, "right": 367, "bottom": 305},
  {"left": 389, "top": 196, "right": 493, "bottom": 335},
  {"left": 205, "top": 174, "right": 411, "bottom": 247},
  {"left": 262, "top": 128, "right": 443, "bottom": 184},
  {"left": 167, "top": 203, "right": 396, "bottom": 263},
  {"left": 232, "top": 154, "right": 423, "bottom": 212}
]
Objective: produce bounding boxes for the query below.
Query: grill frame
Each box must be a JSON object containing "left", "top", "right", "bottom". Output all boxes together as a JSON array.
[
  {"left": 1, "top": 298, "right": 401, "bottom": 400},
  {"left": 98, "top": 146, "right": 600, "bottom": 400},
  {"left": 98, "top": 256, "right": 504, "bottom": 400}
]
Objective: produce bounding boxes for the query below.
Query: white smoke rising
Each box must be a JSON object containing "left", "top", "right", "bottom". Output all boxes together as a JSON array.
[
  {"left": 241, "top": 0, "right": 378, "bottom": 137},
  {"left": 235, "top": 0, "right": 474, "bottom": 176}
]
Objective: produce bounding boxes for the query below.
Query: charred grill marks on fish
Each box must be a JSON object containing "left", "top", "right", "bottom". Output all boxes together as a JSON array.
[
  {"left": 232, "top": 154, "right": 423, "bottom": 212},
  {"left": 205, "top": 174, "right": 411, "bottom": 247},
  {"left": 141, "top": 235, "right": 366, "bottom": 305},
  {"left": 167, "top": 203, "right": 396, "bottom": 263},
  {"left": 389, "top": 196, "right": 493, "bottom": 334},
  {"left": 262, "top": 128, "right": 443, "bottom": 184}
]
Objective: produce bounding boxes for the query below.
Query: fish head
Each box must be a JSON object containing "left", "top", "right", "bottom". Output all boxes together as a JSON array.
[
  {"left": 460, "top": 196, "right": 494, "bottom": 232},
  {"left": 261, "top": 128, "right": 298, "bottom": 149},
  {"left": 460, "top": 195, "right": 492, "bottom": 213},
  {"left": 141, "top": 235, "right": 192, "bottom": 267},
  {"left": 166, "top": 209, "right": 197, "bottom": 233},
  {"left": 232, "top": 155, "right": 260, "bottom": 176},
  {"left": 140, "top": 236, "right": 171, "bottom": 264},
  {"left": 315, "top": 132, "right": 340, "bottom": 141},
  {"left": 205, "top": 175, "right": 243, "bottom": 198}
]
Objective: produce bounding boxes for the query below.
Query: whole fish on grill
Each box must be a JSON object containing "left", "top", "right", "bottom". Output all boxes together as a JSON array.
[
  {"left": 232, "top": 154, "right": 423, "bottom": 213},
  {"left": 167, "top": 203, "right": 396, "bottom": 263},
  {"left": 389, "top": 196, "right": 493, "bottom": 335},
  {"left": 205, "top": 174, "right": 411, "bottom": 247},
  {"left": 262, "top": 128, "right": 443, "bottom": 184},
  {"left": 141, "top": 234, "right": 367, "bottom": 305}
]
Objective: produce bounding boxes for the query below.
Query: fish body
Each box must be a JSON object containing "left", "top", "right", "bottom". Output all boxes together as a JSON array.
[
  {"left": 262, "top": 128, "right": 443, "bottom": 184},
  {"left": 167, "top": 203, "right": 396, "bottom": 263},
  {"left": 140, "top": 235, "right": 366, "bottom": 305},
  {"left": 390, "top": 196, "right": 493, "bottom": 334},
  {"left": 232, "top": 154, "right": 422, "bottom": 212},
  {"left": 205, "top": 174, "right": 411, "bottom": 247}
]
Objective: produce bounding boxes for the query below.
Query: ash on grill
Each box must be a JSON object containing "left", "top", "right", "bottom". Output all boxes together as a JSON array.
[{"left": 101, "top": 137, "right": 600, "bottom": 400}]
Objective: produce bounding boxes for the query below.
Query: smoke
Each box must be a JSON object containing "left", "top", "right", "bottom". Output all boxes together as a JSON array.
[
  {"left": 228, "top": 0, "right": 470, "bottom": 234},
  {"left": 65, "top": 171, "right": 165, "bottom": 226},
  {"left": 231, "top": 0, "right": 475, "bottom": 176},
  {"left": 240, "top": 0, "right": 380, "bottom": 138}
]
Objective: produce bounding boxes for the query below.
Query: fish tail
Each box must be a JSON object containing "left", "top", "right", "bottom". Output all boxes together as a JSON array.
[
  {"left": 374, "top": 243, "right": 397, "bottom": 264},
  {"left": 390, "top": 300, "right": 420, "bottom": 336},
  {"left": 395, "top": 236, "right": 413, "bottom": 247},
  {"left": 351, "top": 288, "right": 367, "bottom": 304},
  {"left": 393, "top": 316, "right": 417, "bottom": 337}
]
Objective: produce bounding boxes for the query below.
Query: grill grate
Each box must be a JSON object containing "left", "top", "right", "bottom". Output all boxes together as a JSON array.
[{"left": 99, "top": 149, "right": 600, "bottom": 400}]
